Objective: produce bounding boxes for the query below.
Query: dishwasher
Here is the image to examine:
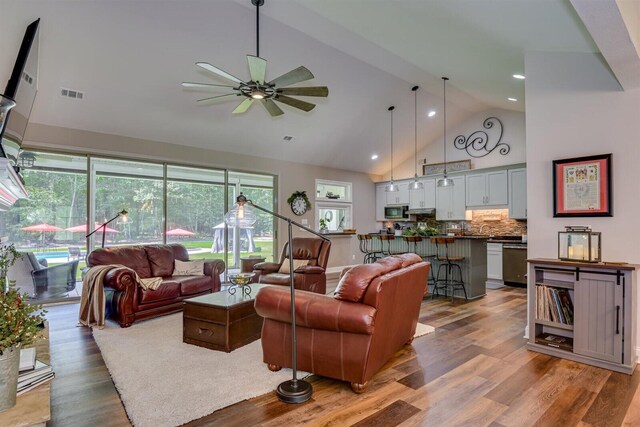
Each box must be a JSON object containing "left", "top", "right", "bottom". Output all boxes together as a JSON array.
[{"left": 502, "top": 244, "right": 527, "bottom": 286}]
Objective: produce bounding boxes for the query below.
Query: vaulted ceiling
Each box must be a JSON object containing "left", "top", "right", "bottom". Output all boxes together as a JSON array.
[{"left": 1, "top": 1, "right": 598, "bottom": 175}]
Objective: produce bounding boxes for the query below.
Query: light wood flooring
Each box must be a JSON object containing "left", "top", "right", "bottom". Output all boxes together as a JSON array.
[{"left": 45, "top": 287, "right": 640, "bottom": 426}]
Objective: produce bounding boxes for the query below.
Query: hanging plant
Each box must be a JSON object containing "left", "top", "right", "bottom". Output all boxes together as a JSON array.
[{"left": 287, "top": 191, "right": 312, "bottom": 210}]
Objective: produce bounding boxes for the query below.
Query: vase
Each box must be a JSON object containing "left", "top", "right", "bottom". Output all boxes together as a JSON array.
[{"left": 0, "top": 346, "right": 20, "bottom": 412}]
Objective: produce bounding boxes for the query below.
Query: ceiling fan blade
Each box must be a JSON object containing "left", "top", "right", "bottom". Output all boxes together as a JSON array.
[
  {"left": 247, "top": 55, "right": 267, "bottom": 84},
  {"left": 277, "top": 86, "right": 328, "bottom": 97},
  {"left": 181, "top": 82, "right": 236, "bottom": 89},
  {"left": 232, "top": 98, "right": 254, "bottom": 114},
  {"left": 196, "top": 94, "right": 239, "bottom": 104},
  {"left": 274, "top": 95, "right": 316, "bottom": 112},
  {"left": 268, "top": 66, "right": 314, "bottom": 88},
  {"left": 262, "top": 99, "right": 284, "bottom": 117},
  {"left": 196, "top": 62, "right": 244, "bottom": 84}
]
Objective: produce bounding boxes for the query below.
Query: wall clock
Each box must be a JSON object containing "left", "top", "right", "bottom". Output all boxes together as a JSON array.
[{"left": 287, "top": 191, "right": 311, "bottom": 216}]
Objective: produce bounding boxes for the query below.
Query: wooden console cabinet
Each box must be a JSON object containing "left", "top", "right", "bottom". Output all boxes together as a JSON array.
[{"left": 527, "top": 259, "right": 638, "bottom": 374}]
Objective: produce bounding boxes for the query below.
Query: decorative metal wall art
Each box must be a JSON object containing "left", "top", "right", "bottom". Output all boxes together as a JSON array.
[{"left": 454, "top": 117, "right": 510, "bottom": 158}]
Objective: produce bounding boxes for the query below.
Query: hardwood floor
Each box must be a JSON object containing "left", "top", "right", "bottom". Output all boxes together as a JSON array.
[{"left": 45, "top": 288, "right": 640, "bottom": 426}]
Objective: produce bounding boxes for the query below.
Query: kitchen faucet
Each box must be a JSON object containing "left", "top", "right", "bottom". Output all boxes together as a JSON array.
[{"left": 479, "top": 224, "right": 493, "bottom": 237}]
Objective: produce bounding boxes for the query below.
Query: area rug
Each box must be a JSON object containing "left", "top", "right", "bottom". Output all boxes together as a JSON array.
[{"left": 92, "top": 314, "right": 435, "bottom": 427}]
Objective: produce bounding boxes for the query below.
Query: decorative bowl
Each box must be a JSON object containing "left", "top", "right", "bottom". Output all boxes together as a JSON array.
[{"left": 228, "top": 273, "right": 254, "bottom": 286}]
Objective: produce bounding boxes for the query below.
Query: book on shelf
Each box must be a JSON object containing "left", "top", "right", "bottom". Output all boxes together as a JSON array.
[
  {"left": 19, "top": 347, "right": 36, "bottom": 372},
  {"left": 18, "top": 360, "right": 53, "bottom": 385},
  {"left": 536, "top": 284, "right": 574, "bottom": 325},
  {"left": 17, "top": 372, "right": 55, "bottom": 396}
]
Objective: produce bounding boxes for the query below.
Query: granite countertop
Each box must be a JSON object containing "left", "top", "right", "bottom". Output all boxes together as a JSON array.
[{"left": 368, "top": 233, "right": 525, "bottom": 241}]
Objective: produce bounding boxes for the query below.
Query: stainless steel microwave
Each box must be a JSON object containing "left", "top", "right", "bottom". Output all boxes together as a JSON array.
[{"left": 384, "top": 205, "right": 409, "bottom": 220}]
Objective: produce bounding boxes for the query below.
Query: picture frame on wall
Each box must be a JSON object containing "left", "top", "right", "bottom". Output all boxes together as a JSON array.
[
  {"left": 422, "top": 159, "right": 471, "bottom": 176},
  {"left": 553, "top": 153, "right": 612, "bottom": 217}
]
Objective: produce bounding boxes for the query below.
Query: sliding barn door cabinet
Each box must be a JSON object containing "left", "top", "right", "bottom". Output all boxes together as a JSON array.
[{"left": 527, "top": 259, "right": 637, "bottom": 374}]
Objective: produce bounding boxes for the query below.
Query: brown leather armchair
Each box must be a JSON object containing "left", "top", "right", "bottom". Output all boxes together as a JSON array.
[
  {"left": 255, "top": 253, "right": 429, "bottom": 393},
  {"left": 252, "top": 237, "right": 331, "bottom": 294}
]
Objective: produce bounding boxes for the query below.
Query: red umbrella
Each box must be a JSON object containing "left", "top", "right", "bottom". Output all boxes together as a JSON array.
[
  {"left": 20, "top": 223, "right": 64, "bottom": 232},
  {"left": 65, "top": 223, "right": 120, "bottom": 233},
  {"left": 166, "top": 228, "right": 195, "bottom": 236}
]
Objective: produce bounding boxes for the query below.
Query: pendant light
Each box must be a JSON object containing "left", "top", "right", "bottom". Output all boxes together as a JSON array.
[
  {"left": 437, "top": 77, "right": 454, "bottom": 187},
  {"left": 385, "top": 106, "right": 399, "bottom": 192},
  {"left": 409, "top": 86, "right": 424, "bottom": 191}
]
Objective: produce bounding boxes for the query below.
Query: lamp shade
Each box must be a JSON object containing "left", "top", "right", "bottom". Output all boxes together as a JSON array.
[
  {"left": 409, "top": 177, "right": 423, "bottom": 190},
  {"left": 385, "top": 180, "right": 399, "bottom": 192},
  {"left": 437, "top": 177, "right": 455, "bottom": 187},
  {"left": 225, "top": 193, "right": 257, "bottom": 228},
  {"left": 0, "top": 94, "right": 16, "bottom": 128}
]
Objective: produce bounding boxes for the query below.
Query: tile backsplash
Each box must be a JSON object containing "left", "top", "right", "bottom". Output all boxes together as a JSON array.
[{"left": 466, "top": 209, "right": 527, "bottom": 236}]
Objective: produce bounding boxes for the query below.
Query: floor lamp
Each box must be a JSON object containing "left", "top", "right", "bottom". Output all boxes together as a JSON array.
[
  {"left": 225, "top": 193, "right": 329, "bottom": 404},
  {"left": 86, "top": 209, "right": 128, "bottom": 248}
]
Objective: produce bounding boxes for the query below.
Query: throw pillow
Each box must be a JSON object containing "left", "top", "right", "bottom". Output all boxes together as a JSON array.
[
  {"left": 278, "top": 258, "right": 308, "bottom": 274},
  {"left": 173, "top": 259, "right": 205, "bottom": 276}
]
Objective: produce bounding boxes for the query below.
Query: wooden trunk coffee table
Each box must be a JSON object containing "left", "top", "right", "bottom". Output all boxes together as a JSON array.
[{"left": 183, "top": 284, "right": 267, "bottom": 352}]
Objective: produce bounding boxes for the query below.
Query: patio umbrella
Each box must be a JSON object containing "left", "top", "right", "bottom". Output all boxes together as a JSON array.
[
  {"left": 166, "top": 228, "right": 195, "bottom": 236},
  {"left": 65, "top": 223, "right": 120, "bottom": 234},
  {"left": 20, "top": 223, "right": 64, "bottom": 248}
]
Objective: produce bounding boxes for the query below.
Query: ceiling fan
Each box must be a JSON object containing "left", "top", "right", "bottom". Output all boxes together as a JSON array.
[{"left": 181, "top": 0, "right": 328, "bottom": 117}]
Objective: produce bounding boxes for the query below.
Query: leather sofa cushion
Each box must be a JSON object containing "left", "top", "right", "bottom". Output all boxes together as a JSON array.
[
  {"left": 259, "top": 273, "right": 292, "bottom": 286},
  {"left": 145, "top": 245, "right": 175, "bottom": 277},
  {"left": 335, "top": 263, "right": 388, "bottom": 302},
  {"left": 89, "top": 246, "right": 152, "bottom": 278},
  {"left": 176, "top": 275, "right": 212, "bottom": 295},
  {"left": 138, "top": 280, "right": 181, "bottom": 304},
  {"left": 375, "top": 256, "right": 404, "bottom": 273},
  {"left": 170, "top": 244, "right": 190, "bottom": 262},
  {"left": 392, "top": 253, "right": 422, "bottom": 268}
]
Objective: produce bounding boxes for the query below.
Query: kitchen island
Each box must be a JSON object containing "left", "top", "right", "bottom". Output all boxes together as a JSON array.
[{"left": 371, "top": 234, "right": 488, "bottom": 300}]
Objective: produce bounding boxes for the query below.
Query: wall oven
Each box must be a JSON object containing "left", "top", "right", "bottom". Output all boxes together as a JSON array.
[{"left": 384, "top": 205, "right": 409, "bottom": 220}]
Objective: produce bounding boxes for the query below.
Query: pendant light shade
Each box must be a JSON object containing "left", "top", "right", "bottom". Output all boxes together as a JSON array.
[
  {"left": 225, "top": 192, "right": 257, "bottom": 228},
  {"left": 385, "top": 106, "right": 399, "bottom": 192},
  {"left": 437, "top": 77, "right": 454, "bottom": 188},
  {"left": 0, "top": 94, "right": 16, "bottom": 130},
  {"left": 410, "top": 85, "right": 424, "bottom": 191}
]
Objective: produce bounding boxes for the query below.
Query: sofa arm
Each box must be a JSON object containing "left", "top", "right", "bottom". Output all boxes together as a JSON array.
[
  {"left": 255, "top": 286, "right": 376, "bottom": 335},
  {"left": 293, "top": 265, "right": 324, "bottom": 274},
  {"left": 104, "top": 267, "right": 138, "bottom": 292},
  {"left": 203, "top": 259, "right": 225, "bottom": 277},
  {"left": 253, "top": 262, "right": 281, "bottom": 273}
]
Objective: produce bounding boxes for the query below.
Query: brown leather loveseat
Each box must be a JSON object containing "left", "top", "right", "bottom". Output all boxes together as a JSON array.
[
  {"left": 255, "top": 253, "right": 429, "bottom": 393},
  {"left": 88, "top": 244, "right": 225, "bottom": 327},
  {"left": 252, "top": 237, "right": 331, "bottom": 294}
]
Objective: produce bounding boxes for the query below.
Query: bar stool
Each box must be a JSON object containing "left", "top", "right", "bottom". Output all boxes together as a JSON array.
[
  {"left": 357, "top": 234, "right": 376, "bottom": 263},
  {"left": 430, "top": 237, "right": 467, "bottom": 302},
  {"left": 377, "top": 234, "right": 395, "bottom": 256},
  {"left": 403, "top": 235, "right": 437, "bottom": 295},
  {"left": 369, "top": 234, "right": 384, "bottom": 262}
]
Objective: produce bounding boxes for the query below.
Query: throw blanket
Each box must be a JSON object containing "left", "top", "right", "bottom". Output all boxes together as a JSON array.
[{"left": 79, "top": 264, "right": 163, "bottom": 329}]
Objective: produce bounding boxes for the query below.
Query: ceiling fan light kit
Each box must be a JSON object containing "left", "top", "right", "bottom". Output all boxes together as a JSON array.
[
  {"left": 437, "top": 77, "right": 454, "bottom": 188},
  {"left": 385, "top": 106, "right": 399, "bottom": 193},
  {"left": 410, "top": 85, "right": 424, "bottom": 191},
  {"left": 181, "top": 0, "right": 328, "bottom": 117}
]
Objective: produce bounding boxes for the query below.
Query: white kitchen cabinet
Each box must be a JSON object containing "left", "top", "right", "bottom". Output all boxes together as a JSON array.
[
  {"left": 385, "top": 182, "right": 410, "bottom": 205},
  {"left": 465, "top": 170, "right": 508, "bottom": 207},
  {"left": 486, "top": 243, "right": 503, "bottom": 284},
  {"left": 409, "top": 178, "right": 436, "bottom": 210},
  {"left": 509, "top": 168, "right": 527, "bottom": 219},
  {"left": 375, "top": 183, "right": 386, "bottom": 221},
  {"left": 436, "top": 176, "right": 466, "bottom": 220}
]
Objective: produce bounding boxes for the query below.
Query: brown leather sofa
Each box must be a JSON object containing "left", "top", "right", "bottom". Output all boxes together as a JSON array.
[
  {"left": 87, "top": 244, "right": 225, "bottom": 327},
  {"left": 252, "top": 237, "right": 331, "bottom": 294},
  {"left": 254, "top": 253, "right": 429, "bottom": 393}
]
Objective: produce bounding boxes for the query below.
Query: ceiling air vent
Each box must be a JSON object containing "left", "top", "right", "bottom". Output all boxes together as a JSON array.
[
  {"left": 60, "top": 88, "right": 84, "bottom": 100},
  {"left": 283, "top": 135, "right": 294, "bottom": 142}
]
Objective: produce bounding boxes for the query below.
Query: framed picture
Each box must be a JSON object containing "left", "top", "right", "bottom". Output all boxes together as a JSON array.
[
  {"left": 553, "top": 153, "right": 612, "bottom": 217},
  {"left": 423, "top": 159, "right": 471, "bottom": 176}
]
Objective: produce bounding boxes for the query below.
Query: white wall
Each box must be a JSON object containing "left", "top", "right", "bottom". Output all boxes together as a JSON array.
[
  {"left": 389, "top": 108, "right": 526, "bottom": 181},
  {"left": 525, "top": 51, "right": 640, "bottom": 345}
]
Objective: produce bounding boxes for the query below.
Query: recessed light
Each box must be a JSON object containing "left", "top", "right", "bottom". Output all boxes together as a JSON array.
[
  {"left": 371, "top": 154, "right": 379, "bottom": 160},
  {"left": 508, "top": 97, "right": 518, "bottom": 102},
  {"left": 428, "top": 110, "right": 436, "bottom": 117},
  {"left": 513, "top": 74, "right": 525, "bottom": 80}
]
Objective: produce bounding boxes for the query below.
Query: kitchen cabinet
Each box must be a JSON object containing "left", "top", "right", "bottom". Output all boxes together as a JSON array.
[
  {"left": 385, "top": 182, "right": 409, "bottom": 206},
  {"left": 409, "top": 178, "right": 436, "bottom": 210},
  {"left": 436, "top": 176, "right": 466, "bottom": 220},
  {"left": 375, "top": 184, "right": 386, "bottom": 221},
  {"left": 465, "top": 170, "right": 508, "bottom": 207},
  {"left": 486, "top": 243, "right": 503, "bottom": 284},
  {"left": 509, "top": 168, "right": 527, "bottom": 219}
]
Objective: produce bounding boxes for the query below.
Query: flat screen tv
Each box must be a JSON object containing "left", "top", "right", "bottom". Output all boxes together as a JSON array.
[{"left": 0, "top": 18, "right": 40, "bottom": 162}]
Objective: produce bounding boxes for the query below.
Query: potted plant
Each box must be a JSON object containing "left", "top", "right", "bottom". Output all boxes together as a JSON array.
[
  {"left": 0, "top": 243, "right": 46, "bottom": 412},
  {"left": 319, "top": 219, "right": 329, "bottom": 233}
]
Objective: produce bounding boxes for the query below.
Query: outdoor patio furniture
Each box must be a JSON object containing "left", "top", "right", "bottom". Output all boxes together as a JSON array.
[
  {"left": 68, "top": 246, "right": 85, "bottom": 261},
  {"left": 7, "top": 252, "right": 79, "bottom": 300}
]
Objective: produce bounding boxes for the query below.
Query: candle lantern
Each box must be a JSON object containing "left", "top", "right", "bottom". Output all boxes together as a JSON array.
[{"left": 558, "top": 226, "right": 601, "bottom": 263}]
